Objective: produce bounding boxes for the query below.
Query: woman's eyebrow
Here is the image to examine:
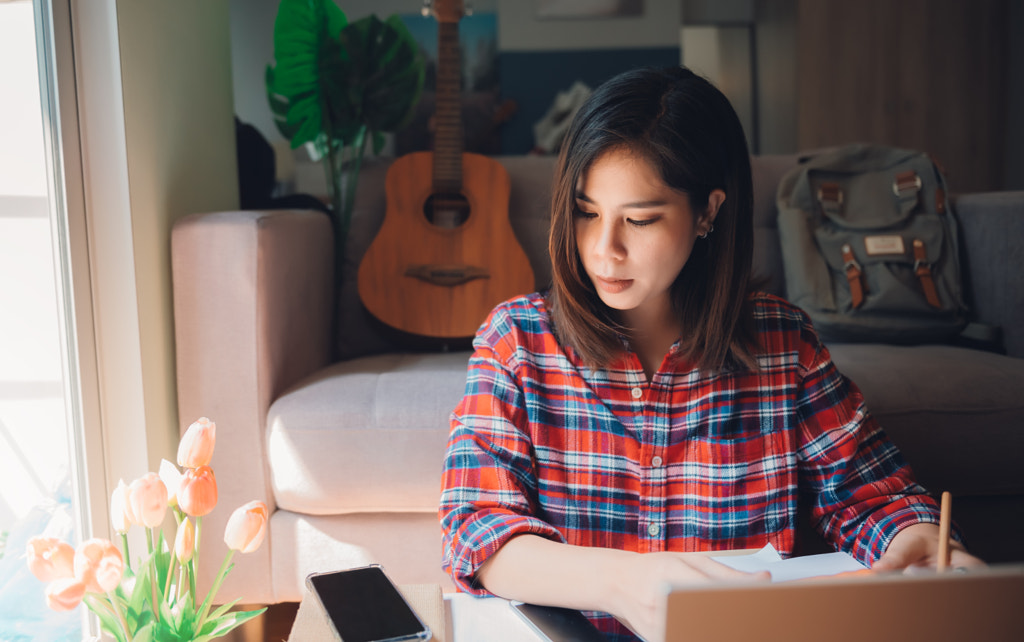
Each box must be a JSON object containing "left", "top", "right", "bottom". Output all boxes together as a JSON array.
[{"left": 574, "top": 192, "right": 668, "bottom": 209}]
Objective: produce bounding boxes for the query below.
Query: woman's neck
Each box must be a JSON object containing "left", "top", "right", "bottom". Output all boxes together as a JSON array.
[{"left": 620, "top": 304, "right": 681, "bottom": 381}]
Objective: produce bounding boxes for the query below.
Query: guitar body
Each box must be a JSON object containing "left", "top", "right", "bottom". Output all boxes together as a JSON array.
[{"left": 357, "top": 151, "right": 535, "bottom": 338}]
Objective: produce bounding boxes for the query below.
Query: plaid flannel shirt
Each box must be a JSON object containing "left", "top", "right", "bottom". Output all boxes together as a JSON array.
[{"left": 440, "top": 292, "right": 942, "bottom": 639}]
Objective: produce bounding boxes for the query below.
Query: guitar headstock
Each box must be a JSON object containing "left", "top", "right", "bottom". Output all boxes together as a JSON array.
[{"left": 428, "top": 0, "right": 464, "bottom": 24}]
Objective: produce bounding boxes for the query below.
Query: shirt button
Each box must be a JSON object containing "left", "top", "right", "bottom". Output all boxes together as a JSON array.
[
  {"left": 631, "top": 387, "right": 643, "bottom": 399},
  {"left": 651, "top": 456, "right": 663, "bottom": 467},
  {"left": 648, "top": 523, "right": 661, "bottom": 537}
]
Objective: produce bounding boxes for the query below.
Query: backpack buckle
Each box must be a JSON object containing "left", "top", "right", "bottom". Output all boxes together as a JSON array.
[
  {"left": 817, "top": 183, "right": 843, "bottom": 204},
  {"left": 893, "top": 171, "right": 922, "bottom": 197},
  {"left": 817, "top": 182, "right": 843, "bottom": 216}
]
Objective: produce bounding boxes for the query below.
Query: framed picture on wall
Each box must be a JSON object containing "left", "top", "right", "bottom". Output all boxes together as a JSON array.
[{"left": 536, "top": 0, "right": 643, "bottom": 19}]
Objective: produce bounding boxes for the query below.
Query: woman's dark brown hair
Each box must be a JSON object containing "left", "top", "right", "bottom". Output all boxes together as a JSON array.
[{"left": 548, "top": 66, "right": 759, "bottom": 373}]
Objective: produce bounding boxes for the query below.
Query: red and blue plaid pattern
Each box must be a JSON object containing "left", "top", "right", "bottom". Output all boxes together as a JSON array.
[{"left": 440, "top": 292, "right": 942, "bottom": 638}]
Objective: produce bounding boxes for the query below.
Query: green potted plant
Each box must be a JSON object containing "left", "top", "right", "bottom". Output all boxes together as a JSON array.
[{"left": 265, "top": 0, "right": 425, "bottom": 273}]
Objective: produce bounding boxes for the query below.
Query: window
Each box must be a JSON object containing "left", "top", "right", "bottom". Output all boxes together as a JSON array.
[{"left": 0, "top": 1, "right": 93, "bottom": 638}]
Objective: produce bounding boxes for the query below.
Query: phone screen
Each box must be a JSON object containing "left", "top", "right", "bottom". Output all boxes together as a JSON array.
[{"left": 307, "top": 566, "right": 429, "bottom": 642}]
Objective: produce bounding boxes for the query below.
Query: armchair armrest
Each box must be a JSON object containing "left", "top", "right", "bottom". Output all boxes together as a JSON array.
[
  {"left": 954, "top": 192, "right": 1024, "bottom": 357},
  {"left": 171, "top": 209, "right": 334, "bottom": 602}
]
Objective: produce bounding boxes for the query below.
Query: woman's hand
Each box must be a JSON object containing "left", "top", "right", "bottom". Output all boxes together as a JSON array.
[
  {"left": 605, "top": 551, "right": 769, "bottom": 641},
  {"left": 872, "top": 523, "right": 985, "bottom": 572}
]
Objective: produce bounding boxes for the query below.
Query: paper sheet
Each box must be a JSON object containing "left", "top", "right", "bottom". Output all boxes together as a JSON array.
[{"left": 711, "top": 544, "right": 867, "bottom": 582}]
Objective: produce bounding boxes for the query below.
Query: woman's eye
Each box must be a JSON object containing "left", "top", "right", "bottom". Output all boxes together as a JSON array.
[
  {"left": 574, "top": 208, "right": 597, "bottom": 219},
  {"left": 627, "top": 217, "right": 657, "bottom": 227}
]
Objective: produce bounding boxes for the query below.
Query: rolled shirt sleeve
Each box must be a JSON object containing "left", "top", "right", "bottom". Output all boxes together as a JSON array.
[
  {"left": 794, "top": 325, "right": 951, "bottom": 565},
  {"left": 439, "top": 308, "right": 565, "bottom": 594}
]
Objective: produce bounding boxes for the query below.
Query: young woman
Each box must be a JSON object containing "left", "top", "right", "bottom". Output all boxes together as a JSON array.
[{"left": 439, "top": 66, "right": 981, "bottom": 641}]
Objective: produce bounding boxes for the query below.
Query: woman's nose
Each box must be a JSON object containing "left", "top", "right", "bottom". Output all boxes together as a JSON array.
[{"left": 593, "top": 220, "right": 626, "bottom": 261}]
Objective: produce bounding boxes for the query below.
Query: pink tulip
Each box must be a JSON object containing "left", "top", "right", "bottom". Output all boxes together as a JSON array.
[
  {"left": 175, "top": 518, "right": 195, "bottom": 563},
  {"left": 178, "top": 417, "right": 216, "bottom": 468},
  {"left": 127, "top": 473, "right": 168, "bottom": 528},
  {"left": 224, "top": 500, "right": 268, "bottom": 553},
  {"left": 110, "top": 478, "right": 132, "bottom": 532},
  {"left": 74, "top": 538, "right": 124, "bottom": 593},
  {"left": 178, "top": 465, "right": 218, "bottom": 517},
  {"left": 159, "top": 458, "right": 183, "bottom": 507},
  {"left": 45, "top": 577, "right": 86, "bottom": 611},
  {"left": 26, "top": 537, "right": 75, "bottom": 582}
]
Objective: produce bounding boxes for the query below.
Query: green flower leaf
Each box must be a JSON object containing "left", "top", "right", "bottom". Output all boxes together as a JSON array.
[
  {"left": 133, "top": 622, "right": 156, "bottom": 642},
  {"left": 206, "top": 597, "right": 241, "bottom": 622},
  {"left": 193, "top": 607, "right": 267, "bottom": 642},
  {"left": 128, "top": 562, "right": 152, "bottom": 622},
  {"left": 84, "top": 595, "right": 127, "bottom": 642}
]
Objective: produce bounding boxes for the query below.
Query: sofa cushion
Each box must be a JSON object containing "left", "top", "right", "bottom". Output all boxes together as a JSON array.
[
  {"left": 829, "top": 344, "right": 1024, "bottom": 497},
  {"left": 267, "top": 351, "right": 471, "bottom": 514}
]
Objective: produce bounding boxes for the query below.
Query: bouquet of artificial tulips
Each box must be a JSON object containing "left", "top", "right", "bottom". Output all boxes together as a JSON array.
[{"left": 26, "top": 418, "right": 267, "bottom": 642}]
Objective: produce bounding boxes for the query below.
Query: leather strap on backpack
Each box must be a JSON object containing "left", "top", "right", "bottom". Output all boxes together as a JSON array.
[
  {"left": 913, "top": 239, "right": 943, "bottom": 308},
  {"left": 842, "top": 243, "right": 866, "bottom": 308}
]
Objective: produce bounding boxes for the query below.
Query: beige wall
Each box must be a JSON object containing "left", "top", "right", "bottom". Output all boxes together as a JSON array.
[{"left": 115, "top": 0, "right": 238, "bottom": 468}]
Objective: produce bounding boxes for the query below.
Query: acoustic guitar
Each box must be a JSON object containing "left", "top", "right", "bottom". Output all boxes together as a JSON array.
[{"left": 357, "top": 0, "right": 535, "bottom": 339}]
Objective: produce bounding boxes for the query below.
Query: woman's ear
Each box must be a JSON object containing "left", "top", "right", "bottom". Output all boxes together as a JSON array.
[{"left": 700, "top": 189, "right": 726, "bottom": 233}]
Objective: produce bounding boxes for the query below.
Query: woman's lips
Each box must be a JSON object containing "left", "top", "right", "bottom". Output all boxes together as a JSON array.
[{"left": 594, "top": 275, "right": 633, "bottom": 294}]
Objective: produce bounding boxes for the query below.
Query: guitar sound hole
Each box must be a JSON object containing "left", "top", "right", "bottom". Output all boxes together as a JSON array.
[{"left": 424, "top": 193, "right": 471, "bottom": 229}]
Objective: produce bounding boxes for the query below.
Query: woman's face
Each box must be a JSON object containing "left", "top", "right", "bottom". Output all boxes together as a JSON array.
[{"left": 573, "top": 147, "right": 720, "bottom": 330}]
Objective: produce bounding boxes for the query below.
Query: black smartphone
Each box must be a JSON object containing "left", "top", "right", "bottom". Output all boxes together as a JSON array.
[
  {"left": 305, "top": 565, "right": 432, "bottom": 642},
  {"left": 510, "top": 601, "right": 609, "bottom": 641}
]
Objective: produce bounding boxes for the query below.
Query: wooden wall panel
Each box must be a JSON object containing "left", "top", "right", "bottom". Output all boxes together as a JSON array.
[{"left": 797, "top": 0, "right": 1008, "bottom": 193}]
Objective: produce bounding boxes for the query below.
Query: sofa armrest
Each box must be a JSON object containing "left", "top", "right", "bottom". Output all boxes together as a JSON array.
[
  {"left": 171, "top": 209, "right": 334, "bottom": 601},
  {"left": 954, "top": 192, "right": 1024, "bottom": 358}
]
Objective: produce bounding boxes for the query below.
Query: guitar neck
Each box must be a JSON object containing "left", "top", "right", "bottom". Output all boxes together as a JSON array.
[{"left": 433, "top": 19, "right": 463, "bottom": 194}]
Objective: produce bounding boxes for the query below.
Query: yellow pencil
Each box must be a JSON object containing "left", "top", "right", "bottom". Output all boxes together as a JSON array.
[{"left": 937, "top": 491, "right": 952, "bottom": 572}]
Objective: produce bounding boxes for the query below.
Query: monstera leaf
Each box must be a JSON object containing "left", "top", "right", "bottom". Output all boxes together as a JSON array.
[
  {"left": 266, "top": 0, "right": 424, "bottom": 254},
  {"left": 265, "top": 0, "right": 349, "bottom": 152},
  {"left": 337, "top": 14, "right": 425, "bottom": 135}
]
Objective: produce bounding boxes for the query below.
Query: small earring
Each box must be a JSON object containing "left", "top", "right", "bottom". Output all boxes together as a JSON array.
[{"left": 700, "top": 223, "right": 714, "bottom": 239}]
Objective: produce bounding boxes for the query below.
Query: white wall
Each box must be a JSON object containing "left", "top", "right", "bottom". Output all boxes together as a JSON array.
[
  {"left": 90, "top": 0, "right": 238, "bottom": 473},
  {"left": 497, "top": 0, "right": 681, "bottom": 51}
]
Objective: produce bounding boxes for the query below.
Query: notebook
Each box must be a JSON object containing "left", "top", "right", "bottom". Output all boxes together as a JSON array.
[{"left": 661, "top": 563, "right": 1024, "bottom": 642}]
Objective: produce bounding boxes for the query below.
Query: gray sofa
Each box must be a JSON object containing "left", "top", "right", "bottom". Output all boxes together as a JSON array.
[{"left": 171, "top": 154, "right": 1024, "bottom": 606}]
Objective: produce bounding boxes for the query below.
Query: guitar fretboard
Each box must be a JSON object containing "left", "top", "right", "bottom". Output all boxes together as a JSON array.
[{"left": 433, "top": 20, "right": 463, "bottom": 194}]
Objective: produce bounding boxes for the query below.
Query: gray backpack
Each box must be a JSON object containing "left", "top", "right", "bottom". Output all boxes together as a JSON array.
[{"left": 776, "top": 144, "right": 968, "bottom": 343}]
